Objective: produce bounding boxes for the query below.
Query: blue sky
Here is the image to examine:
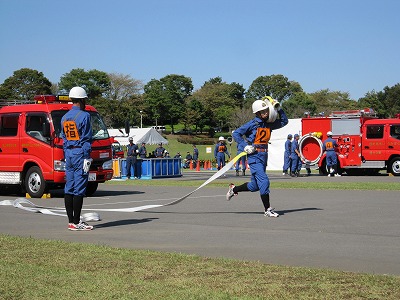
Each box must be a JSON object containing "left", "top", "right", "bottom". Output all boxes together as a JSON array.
[{"left": 1, "top": 0, "right": 399, "bottom": 100}]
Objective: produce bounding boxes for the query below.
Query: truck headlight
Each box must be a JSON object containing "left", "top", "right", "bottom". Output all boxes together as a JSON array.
[
  {"left": 54, "top": 160, "right": 66, "bottom": 171},
  {"left": 102, "top": 159, "right": 113, "bottom": 170}
]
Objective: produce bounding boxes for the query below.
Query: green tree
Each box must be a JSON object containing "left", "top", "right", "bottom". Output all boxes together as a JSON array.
[
  {"left": 281, "top": 92, "right": 317, "bottom": 118},
  {"left": 358, "top": 90, "right": 384, "bottom": 117},
  {"left": 246, "top": 74, "right": 303, "bottom": 103},
  {"left": 193, "top": 77, "right": 244, "bottom": 130},
  {"left": 309, "top": 89, "right": 357, "bottom": 116},
  {"left": 0, "top": 68, "right": 52, "bottom": 100},
  {"left": 58, "top": 68, "right": 111, "bottom": 99},
  {"left": 381, "top": 84, "right": 400, "bottom": 118},
  {"left": 143, "top": 74, "right": 193, "bottom": 132}
]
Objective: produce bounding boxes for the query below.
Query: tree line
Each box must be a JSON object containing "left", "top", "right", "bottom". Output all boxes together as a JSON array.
[{"left": 1, "top": 68, "right": 399, "bottom": 133}]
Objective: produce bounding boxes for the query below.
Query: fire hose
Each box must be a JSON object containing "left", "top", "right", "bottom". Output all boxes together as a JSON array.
[{"left": 0, "top": 152, "right": 248, "bottom": 222}]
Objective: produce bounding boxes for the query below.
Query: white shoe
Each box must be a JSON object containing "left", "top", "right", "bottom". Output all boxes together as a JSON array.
[
  {"left": 226, "top": 183, "right": 237, "bottom": 201},
  {"left": 264, "top": 208, "right": 279, "bottom": 218},
  {"left": 334, "top": 173, "right": 341, "bottom": 177}
]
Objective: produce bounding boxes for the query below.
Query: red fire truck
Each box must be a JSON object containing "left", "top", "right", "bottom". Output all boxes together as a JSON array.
[
  {"left": 0, "top": 95, "right": 114, "bottom": 197},
  {"left": 299, "top": 109, "right": 400, "bottom": 176}
]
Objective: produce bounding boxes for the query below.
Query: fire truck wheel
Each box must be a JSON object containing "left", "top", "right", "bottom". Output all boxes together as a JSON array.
[
  {"left": 85, "top": 182, "right": 98, "bottom": 196},
  {"left": 388, "top": 157, "right": 400, "bottom": 176},
  {"left": 25, "top": 166, "right": 46, "bottom": 198}
]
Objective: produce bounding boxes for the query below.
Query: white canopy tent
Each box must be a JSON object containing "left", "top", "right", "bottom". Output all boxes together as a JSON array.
[
  {"left": 262, "top": 118, "right": 302, "bottom": 171},
  {"left": 108, "top": 128, "right": 168, "bottom": 146}
]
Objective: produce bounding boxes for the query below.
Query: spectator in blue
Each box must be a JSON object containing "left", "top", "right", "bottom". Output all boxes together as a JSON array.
[
  {"left": 126, "top": 137, "right": 139, "bottom": 179},
  {"left": 323, "top": 131, "right": 340, "bottom": 177},
  {"left": 290, "top": 134, "right": 302, "bottom": 177},
  {"left": 192, "top": 144, "right": 199, "bottom": 168},
  {"left": 61, "top": 86, "right": 93, "bottom": 231},
  {"left": 138, "top": 142, "right": 147, "bottom": 158},
  {"left": 214, "top": 136, "right": 230, "bottom": 170},
  {"left": 155, "top": 143, "right": 166, "bottom": 158},
  {"left": 283, "top": 134, "right": 292, "bottom": 175}
]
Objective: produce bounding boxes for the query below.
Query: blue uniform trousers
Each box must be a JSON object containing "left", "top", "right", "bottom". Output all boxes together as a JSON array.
[
  {"left": 283, "top": 152, "right": 291, "bottom": 172},
  {"left": 216, "top": 152, "right": 226, "bottom": 169},
  {"left": 326, "top": 151, "right": 337, "bottom": 168},
  {"left": 246, "top": 152, "right": 270, "bottom": 196},
  {"left": 64, "top": 148, "right": 88, "bottom": 196}
]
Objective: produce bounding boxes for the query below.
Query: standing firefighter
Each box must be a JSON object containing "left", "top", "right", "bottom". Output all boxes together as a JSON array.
[
  {"left": 323, "top": 131, "right": 340, "bottom": 177},
  {"left": 283, "top": 134, "right": 292, "bottom": 175},
  {"left": 214, "top": 136, "right": 230, "bottom": 170},
  {"left": 227, "top": 97, "right": 288, "bottom": 217},
  {"left": 61, "top": 87, "right": 93, "bottom": 231}
]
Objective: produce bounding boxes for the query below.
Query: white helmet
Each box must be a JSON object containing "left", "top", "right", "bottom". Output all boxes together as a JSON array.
[
  {"left": 69, "top": 86, "right": 88, "bottom": 99},
  {"left": 327, "top": 131, "right": 333, "bottom": 136},
  {"left": 218, "top": 136, "right": 225, "bottom": 141},
  {"left": 252, "top": 99, "right": 268, "bottom": 113}
]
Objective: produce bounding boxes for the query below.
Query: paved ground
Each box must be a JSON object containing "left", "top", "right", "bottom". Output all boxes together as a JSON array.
[{"left": 1, "top": 171, "right": 399, "bottom": 275}]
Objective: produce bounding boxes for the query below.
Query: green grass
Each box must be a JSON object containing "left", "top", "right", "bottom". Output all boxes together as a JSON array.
[{"left": 1, "top": 234, "right": 399, "bottom": 300}]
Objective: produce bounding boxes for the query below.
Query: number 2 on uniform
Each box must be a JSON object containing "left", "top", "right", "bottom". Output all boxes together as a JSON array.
[{"left": 254, "top": 128, "right": 271, "bottom": 145}]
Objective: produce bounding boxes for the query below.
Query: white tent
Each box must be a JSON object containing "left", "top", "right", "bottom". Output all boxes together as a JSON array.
[
  {"left": 264, "top": 118, "right": 302, "bottom": 171},
  {"left": 108, "top": 128, "right": 169, "bottom": 146}
]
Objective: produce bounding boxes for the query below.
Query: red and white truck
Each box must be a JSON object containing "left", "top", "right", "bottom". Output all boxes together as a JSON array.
[
  {"left": 299, "top": 109, "right": 400, "bottom": 176},
  {"left": 0, "top": 95, "right": 114, "bottom": 197}
]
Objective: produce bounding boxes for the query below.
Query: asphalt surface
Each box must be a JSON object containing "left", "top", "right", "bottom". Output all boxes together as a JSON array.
[{"left": 1, "top": 170, "right": 399, "bottom": 276}]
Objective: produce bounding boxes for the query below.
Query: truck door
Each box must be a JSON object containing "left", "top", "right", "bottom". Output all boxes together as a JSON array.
[
  {"left": 21, "top": 113, "right": 53, "bottom": 178},
  {"left": 388, "top": 123, "right": 400, "bottom": 152},
  {"left": 0, "top": 113, "right": 21, "bottom": 172},
  {"left": 362, "top": 124, "right": 387, "bottom": 161}
]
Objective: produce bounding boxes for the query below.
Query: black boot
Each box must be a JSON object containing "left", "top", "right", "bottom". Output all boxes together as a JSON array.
[{"left": 242, "top": 170, "right": 245, "bottom": 176}]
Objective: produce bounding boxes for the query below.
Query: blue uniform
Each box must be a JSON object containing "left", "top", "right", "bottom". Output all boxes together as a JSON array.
[
  {"left": 283, "top": 138, "right": 292, "bottom": 173},
  {"left": 193, "top": 146, "right": 199, "bottom": 168},
  {"left": 138, "top": 144, "right": 147, "bottom": 158},
  {"left": 323, "top": 137, "right": 338, "bottom": 170},
  {"left": 155, "top": 146, "right": 166, "bottom": 158},
  {"left": 290, "top": 138, "right": 302, "bottom": 173},
  {"left": 214, "top": 142, "right": 230, "bottom": 170},
  {"left": 61, "top": 106, "right": 92, "bottom": 196},
  {"left": 126, "top": 142, "right": 139, "bottom": 178},
  {"left": 233, "top": 109, "right": 288, "bottom": 196}
]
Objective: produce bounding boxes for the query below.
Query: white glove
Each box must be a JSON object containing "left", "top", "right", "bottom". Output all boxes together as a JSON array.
[
  {"left": 244, "top": 145, "right": 256, "bottom": 154},
  {"left": 83, "top": 158, "right": 93, "bottom": 173}
]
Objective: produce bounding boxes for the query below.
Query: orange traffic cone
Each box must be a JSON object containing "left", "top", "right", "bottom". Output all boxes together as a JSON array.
[
  {"left": 196, "top": 161, "right": 200, "bottom": 172},
  {"left": 189, "top": 160, "right": 193, "bottom": 170}
]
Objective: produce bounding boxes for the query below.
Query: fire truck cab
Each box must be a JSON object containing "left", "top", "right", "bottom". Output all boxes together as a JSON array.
[
  {"left": 0, "top": 95, "right": 114, "bottom": 197},
  {"left": 300, "top": 109, "right": 400, "bottom": 176}
]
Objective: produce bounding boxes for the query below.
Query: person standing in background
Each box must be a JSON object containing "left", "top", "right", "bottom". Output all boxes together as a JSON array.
[
  {"left": 192, "top": 144, "right": 199, "bottom": 169},
  {"left": 283, "top": 134, "right": 292, "bottom": 175},
  {"left": 214, "top": 136, "right": 230, "bottom": 170},
  {"left": 126, "top": 137, "right": 139, "bottom": 179}
]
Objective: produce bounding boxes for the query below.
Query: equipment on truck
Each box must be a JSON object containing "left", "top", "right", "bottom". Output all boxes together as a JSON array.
[
  {"left": 0, "top": 95, "right": 114, "bottom": 197},
  {"left": 299, "top": 109, "right": 400, "bottom": 176}
]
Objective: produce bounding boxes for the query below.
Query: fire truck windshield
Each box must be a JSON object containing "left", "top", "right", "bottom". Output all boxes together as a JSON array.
[{"left": 51, "top": 110, "right": 110, "bottom": 140}]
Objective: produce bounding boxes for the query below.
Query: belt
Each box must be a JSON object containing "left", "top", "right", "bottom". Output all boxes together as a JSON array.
[
  {"left": 256, "top": 148, "right": 268, "bottom": 152},
  {"left": 68, "top": 146, "right": 81, "bottom": 149}
]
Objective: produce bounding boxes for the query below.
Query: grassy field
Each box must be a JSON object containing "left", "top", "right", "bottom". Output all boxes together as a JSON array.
[
  {"left": 1, "top": 234, "right": 399, "bottom": 300},
  {"left": 2, "top": 133, "right": 400, "bottom": 299}
]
